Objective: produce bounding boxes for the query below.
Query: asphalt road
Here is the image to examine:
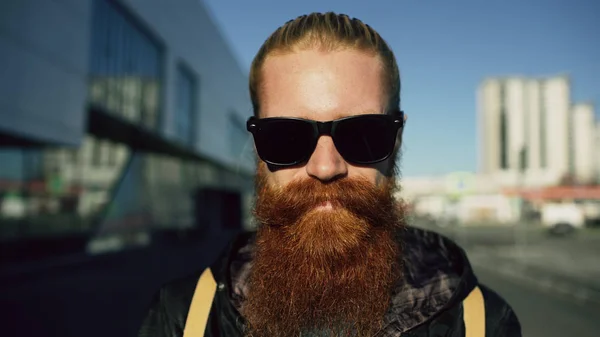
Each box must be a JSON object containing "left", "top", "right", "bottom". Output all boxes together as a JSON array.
[
  {"left": 477, "top": 268, "right": 600, "bottom": 337},
  {"left": 418, "top": 221, "right": 600, "bottom": 250},
  {"left": 415, "top": 221, "right": 600, "bottom": 306}
]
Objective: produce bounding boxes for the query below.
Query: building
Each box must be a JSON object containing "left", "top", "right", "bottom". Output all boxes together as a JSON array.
[
  {"left": 597, "top": 122, "right": 600, "bottom": 182},
  {"left": 478, "top": 75, "right": 597, "bottom": 187},
  {"left": 572, "top": 103, "right": 596, "bottom": 184},
  {"left": 405, "top": 75, "right": 597, "bottom": 226},
  {"left": 0, "top": 0, "right": 256, "bottom": 255}
]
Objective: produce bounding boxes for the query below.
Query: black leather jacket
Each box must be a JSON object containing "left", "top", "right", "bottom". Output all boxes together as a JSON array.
[{"left": 138, "top": 227, "right": 521, "bottom": 337}]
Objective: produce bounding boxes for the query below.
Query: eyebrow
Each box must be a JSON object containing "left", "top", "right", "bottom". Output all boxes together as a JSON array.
[{"left": 296, "top": 109, "right": 385, "bottom": 121}]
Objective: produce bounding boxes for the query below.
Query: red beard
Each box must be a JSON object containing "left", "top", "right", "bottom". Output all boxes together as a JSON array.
[{"left": 241, "top": 166, "right": 405, "bottom": 337}]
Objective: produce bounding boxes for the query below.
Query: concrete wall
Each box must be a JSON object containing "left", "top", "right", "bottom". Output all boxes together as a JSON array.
[
  {"left": 543, "top": 76, "right": 571, "bottom": 180},
  {"left": 597, "top": 123, "right": 600, "bottom": 182},
  {"left": 478, "top": 79, "right": 501, "bottom": 174},
  {"left": 572, "top": 103, "right": 596, "bottom": 183},
  {"left": 526, "top": 80, "right": 541, "bottom": 172},
  {"left": 506, "top": 78, "right": 526, "bottom": 172}
]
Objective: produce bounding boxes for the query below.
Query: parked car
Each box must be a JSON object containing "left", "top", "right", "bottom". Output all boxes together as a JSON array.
[{"left": 541, "top": 202, "right": 585, "bottom": 236}]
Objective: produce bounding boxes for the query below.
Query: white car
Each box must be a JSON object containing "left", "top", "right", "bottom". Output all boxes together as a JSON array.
[{"left": 540, "top": 203, "right": 585, "bottom": 235}]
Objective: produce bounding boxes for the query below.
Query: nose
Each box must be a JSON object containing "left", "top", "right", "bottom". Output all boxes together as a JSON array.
[{"left": 305, "top": 136, "right": 348, "bottom": 182}]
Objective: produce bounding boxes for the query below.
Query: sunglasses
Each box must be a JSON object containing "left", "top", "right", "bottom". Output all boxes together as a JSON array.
[{"left": 246, "top": 111, "right": 405, "bottom": 167}]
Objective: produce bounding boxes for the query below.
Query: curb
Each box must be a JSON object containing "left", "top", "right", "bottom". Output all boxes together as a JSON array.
[{"left": 470, "top": 258, "right": 600, "bottom": 309}]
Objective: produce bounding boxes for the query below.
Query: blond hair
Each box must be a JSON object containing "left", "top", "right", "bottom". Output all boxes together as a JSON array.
[{"left": 249, "top": 12, "right": 401, "bottom": 116}]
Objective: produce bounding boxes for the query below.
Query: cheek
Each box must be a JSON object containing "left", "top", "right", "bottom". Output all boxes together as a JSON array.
[
  {"left": 258, "top": 161, "right": 307, "bottom": 188},
  {"left": 348, "top": 166, "right": 382, "bottom": 185},
  {"left": 270, "top": 167, "right": 304, "bottom": 187}
]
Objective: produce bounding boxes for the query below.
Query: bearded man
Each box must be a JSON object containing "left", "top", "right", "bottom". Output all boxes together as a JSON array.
[{"left": 138, "top": 12, "right": 521, "bottom": 337}]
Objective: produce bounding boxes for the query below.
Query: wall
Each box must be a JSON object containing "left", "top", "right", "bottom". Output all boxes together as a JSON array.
[
  {"left": 121, "top": 0, "right": 255, "bottom": 174},
  {"left": 543, "top": 76, "right": 570, "bottom": 180},
  {"left": 526, "top": 80, "right": 542, "bottom": 172},
  {"left": 572, "top": 103, "right": 596, "bottom": 183},
  {"left": 0, "top": 0, "right": 92, "bottom": 145},
  {"left": 506, "top": 78, "right": 526, "bottom": 172},
  {"left": 478, "top": 79, "right": 501, "bottom": 174}
]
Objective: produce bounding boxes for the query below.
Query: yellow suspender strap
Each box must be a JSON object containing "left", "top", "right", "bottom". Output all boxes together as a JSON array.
[
  {"left": 463, "top": 286, "right": 486, "bottom": 337},
  {"left": 183, "top": 268, "right": 217, "bottom": 337}
]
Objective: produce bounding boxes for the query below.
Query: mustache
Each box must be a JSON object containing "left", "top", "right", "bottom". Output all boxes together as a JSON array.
[{"left": 254, "top": 175, "right": 399, "bottom": 227}]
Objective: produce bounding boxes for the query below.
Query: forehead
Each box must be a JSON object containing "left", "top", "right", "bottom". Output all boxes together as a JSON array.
[{"left": 260, "top": 49, "right": 386, "bottom": 121}]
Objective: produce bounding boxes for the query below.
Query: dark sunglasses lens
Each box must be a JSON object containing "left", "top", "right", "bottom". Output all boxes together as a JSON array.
[
  {"left": 254, "top": 120, "right": 315, "bottom": 165},
  {"left": 335, "top": 116, "right": 396, "bottom": 163}
]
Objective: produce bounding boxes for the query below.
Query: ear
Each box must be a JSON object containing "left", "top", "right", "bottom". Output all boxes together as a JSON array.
[
  {"left": 393, "top": 113, "right": 407, "bottom": 152},
  {"left": 383, "top": 114, "right": 406, "bottom": 177}
]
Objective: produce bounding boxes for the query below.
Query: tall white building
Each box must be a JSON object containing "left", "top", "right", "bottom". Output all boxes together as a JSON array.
[
  {"left": 544, "top": 77, "right": 572, "bottom": 179},
  {"left": 572, "top": 103, "right": 596, "bottom": 184},
  {"left": 477, "top": 75, "right": 586, "bottom": 187},
  {"left": 596, "top": 123, "right": 600, "bottom": 182},
  {"left": 478, "top": 79, "right": 500, "bottom": 175}
]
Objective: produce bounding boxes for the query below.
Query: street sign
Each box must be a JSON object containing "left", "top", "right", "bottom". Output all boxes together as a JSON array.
[{"left": 445, "top": 171, "right": 476, "bottom": 198}]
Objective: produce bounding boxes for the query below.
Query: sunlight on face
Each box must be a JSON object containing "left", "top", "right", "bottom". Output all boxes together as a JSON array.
[{"left": 259, "top": 49, "right": 396, "bottom": 187}]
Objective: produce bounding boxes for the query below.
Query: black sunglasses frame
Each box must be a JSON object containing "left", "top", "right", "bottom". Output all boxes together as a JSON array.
[{"left": 246, "top": 110, "right": 405, "bottom": 167}]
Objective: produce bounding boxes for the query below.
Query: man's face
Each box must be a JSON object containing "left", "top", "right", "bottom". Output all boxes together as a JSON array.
[
  {"left": 259, "top": 48, "right": 397, "bottom": 187},
  {"left": 242, "top": 49, "right": 405, "bottom": 337}
]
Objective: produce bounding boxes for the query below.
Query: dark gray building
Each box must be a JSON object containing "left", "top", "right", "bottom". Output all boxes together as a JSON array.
[{"left": 0, "top": 0, "right": 255, "bottom": 256}]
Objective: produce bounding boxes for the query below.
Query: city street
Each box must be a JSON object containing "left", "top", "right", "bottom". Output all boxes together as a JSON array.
[
  {"left": 427, "top": 221, "right": 600, "bottom": 336},
  {"left": 417, "top": 221, "right": 600, "bottom": 292},
  {"left": 478, "top": 268, "right": 600, "bottom": 337}
]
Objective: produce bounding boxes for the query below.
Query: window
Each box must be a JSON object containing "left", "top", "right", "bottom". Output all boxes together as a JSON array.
[
  {"left": 175, "top": 64, "right": 197, "bottom": 146},
  {"left": 519, "top": 147, "right": 527, "bottom": 172},
  {"left": 92, "top": 138, "right": 103, "bottom": 167},
  {"left": 88, "top": 0, "right": 162, "bottom": 130},
  {"left": 70, "top": 149, "right": 80, "bottom": 165},
  {"left": 107, "top": 141, "right": 118, "bottom": 166},
  {"left": 228, "top": 112, "right": 248, "bottom": 159},
  {"left": 0, "top": 135, "right": 130, "bottom": 241}
]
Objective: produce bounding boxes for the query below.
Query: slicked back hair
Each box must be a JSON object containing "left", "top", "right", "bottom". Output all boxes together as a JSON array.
[{"left": 249, "top": 12, "right": 401, "bottom": 116}]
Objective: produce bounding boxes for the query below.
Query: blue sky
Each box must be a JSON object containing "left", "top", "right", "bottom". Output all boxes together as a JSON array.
[{"left": 203, "top": 0, "right": 599, "bottom": 177}]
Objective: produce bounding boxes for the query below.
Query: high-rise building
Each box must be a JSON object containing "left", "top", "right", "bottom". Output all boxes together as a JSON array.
[
  {"left": 572, "top": 103, "right": 596, "bottom": 184},
  {"left": 478, "top": 75, "right": 573, "bottom": 187},
  {"left": 596, "top": 123, "right": 600, "bottom": 182},
  {"left": 544, "top": 77, "right": 572, "bottom": 179},
  {"left": 477, "top": 79, "right": 502, "bottom": 175}
]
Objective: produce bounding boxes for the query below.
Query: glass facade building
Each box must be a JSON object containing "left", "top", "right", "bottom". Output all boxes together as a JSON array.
[
  {"left": 88, "top": 0, "right": 162, "bottom": 130},
  {"left": 0, "top": 0, "right": 255, "bottom": 260}
]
